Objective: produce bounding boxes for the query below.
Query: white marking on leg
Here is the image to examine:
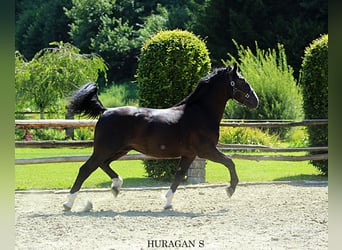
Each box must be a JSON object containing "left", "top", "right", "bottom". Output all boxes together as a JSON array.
[
  {"left": 111, "top": 176, "right": 123, "bottom": 197},
  {"left": 63, "top": 192, "right": 78, "bottom": 211},
  {"left": 164, "top": 188, "right": 174, "bottom": 209}
]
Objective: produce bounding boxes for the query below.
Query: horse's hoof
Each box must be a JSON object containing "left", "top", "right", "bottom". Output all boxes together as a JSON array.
[
  {"left": 226, "top": 186, "right": 235, "bottom": 198},
  {"left": 111, "top": 188, "right": 120, "bottom": 197},
  {"left": 111, "top": 177, "right": 123, "bottom": 197},
  {"left": 81, "top": 200, "right": 93, "bottom": 212},
  {"left": 164, "top": 205, "right": 173, "bottom": 210},
  {"left": 63, "top": 203, "right": 72, "bottom": 211}
]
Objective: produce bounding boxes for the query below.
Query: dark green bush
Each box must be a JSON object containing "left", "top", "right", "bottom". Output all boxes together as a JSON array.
[
  {"left": 136, "top": 29, "right": 211, "bottom": 181},
  {"left": 137, "top": 29, "right": 211, "bottom": 108},
  {"left": 299, "top": 34, "right": 328, "bottom": 175}
]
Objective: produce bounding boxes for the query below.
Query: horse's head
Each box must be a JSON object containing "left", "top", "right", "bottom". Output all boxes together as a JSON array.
[{"left": 226, "top": 64, "right": 259, "bottom": 109}]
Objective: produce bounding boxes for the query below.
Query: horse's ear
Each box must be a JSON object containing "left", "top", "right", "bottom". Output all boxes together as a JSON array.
[
  {"left": 227, "top": 65, "right": 234, "bottom": 73},
  {"left": 233, "top": 63, "right": 238, "bottom": 74}
]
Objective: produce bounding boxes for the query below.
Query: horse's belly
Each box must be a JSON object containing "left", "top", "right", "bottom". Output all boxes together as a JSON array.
[{"left": 129, "top": 127, "right": 193, "bottom": 158}]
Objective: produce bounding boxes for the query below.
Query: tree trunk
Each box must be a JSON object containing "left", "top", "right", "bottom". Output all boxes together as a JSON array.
[{"left": 39, "top": 109, "right": 45, "bottom": 119}]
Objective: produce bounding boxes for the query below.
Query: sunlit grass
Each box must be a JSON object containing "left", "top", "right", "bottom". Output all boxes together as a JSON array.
[
  {"left": 206, "top": 159, "right": 325, "bottom": 183},
  {"left": 15, "top": 148, "right": 326, "bottom": 190}
]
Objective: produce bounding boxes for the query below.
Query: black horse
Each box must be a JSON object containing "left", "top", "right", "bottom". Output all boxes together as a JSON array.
[{"left": 63, "top": 65, "right": 258, "bottom": 210}]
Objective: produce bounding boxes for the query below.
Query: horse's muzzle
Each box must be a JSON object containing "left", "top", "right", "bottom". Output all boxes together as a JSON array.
[{"left": 246, "top": 91, "right": 259, "bottom": 109}]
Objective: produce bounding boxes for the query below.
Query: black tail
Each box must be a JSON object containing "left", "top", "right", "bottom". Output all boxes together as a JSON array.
[{"left": 68, "top": 82, "right": 106, "bottom": 118}]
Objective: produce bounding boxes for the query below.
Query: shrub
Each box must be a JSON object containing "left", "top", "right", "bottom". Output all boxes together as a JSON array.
[
  {"left": 99, "top": 82, "right": 138, "bottom": 108},
  {"left": 74, "top": 127, "right": 95, "bottom": 140},
  {"left": 299, "top": 34, "right": 328, "bottom": 175},
  {"left": 15, "top": 128, "right": 66, "bottom": 141},
  {"left": 223, "top": 41, "right": 303, "bottom": 137},
  {"left": 219, "top": 127, "right": 279, "bottom": 147},
  {"left": 136, "top": 29, "right": 211, "bottom": 181}
]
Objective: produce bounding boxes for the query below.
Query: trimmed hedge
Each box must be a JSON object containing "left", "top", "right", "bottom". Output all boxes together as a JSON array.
[
  {"left": 299, "top": 34, "right": 328, "bottom": 175},
  {"left": 136, "top": 29, "right": 211, "bottom": 181},
  {"left": 137, "top": 29, "right": 211, "bottom": 108}
]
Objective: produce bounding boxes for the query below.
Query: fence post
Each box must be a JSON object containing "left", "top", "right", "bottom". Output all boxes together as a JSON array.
[
  {"left": 65, "top": 107, "right": 74, "bottom": 139},
  {"left": 187, "top": 159, "right": 206, "bottom": 184}
]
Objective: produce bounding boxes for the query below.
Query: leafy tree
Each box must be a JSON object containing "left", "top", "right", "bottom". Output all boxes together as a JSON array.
[
  {"left": 16, "top": 0, "right": 327, "bottom": 83},
  {"left": 15, "top": 0, "right": 72, "bottom": 59},
  {"left": 189, "top": 0, "right": 328, "bottom": 76},
  {"left": 138, "top": 4, "right": 169, "bottom": 41},
  {"left": 13, "top": 1, "right": 209, "bottom": 81},
  {"left": 90, "top": 16, "right": 141, "bottom": 81},
  {"left": 64, "top": 0, "right": 114, "bottom": 53},
  {"left": 65, "top": 0, "right": 203, "bottom": 82},
  {"left": 65, "top": 0, "right": 165, "bottom": 82},
  {"left": 15, "top": 51, "right": 31, "bottom": 112},
  {"left": 15, "top": 42, "right": 107, "bottom": 118},
  {"left": 159, "top": 0, "right": 201, "bottom": 30},
  {"left": 188, "top": 0, "right": 232, "bottom": 66}
]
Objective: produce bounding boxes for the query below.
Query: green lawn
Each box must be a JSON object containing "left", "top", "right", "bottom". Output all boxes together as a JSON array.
[{"left": 15, "top": 148, "right": 326, "bottom": 190}]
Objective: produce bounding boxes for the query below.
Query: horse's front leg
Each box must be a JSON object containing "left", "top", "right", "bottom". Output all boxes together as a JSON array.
[
  {"left": 63, "top": 155, "right": 99, "bottom": 211},
  {"left": 164, "top": 156, "right": 195, "bottom": 209},
  {"left": 199, "top": 147, "right": 239, "bottom": 197}
]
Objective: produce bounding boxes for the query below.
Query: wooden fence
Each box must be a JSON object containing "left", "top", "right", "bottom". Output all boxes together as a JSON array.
[
  {"left": 15, "top": 119, "right": 328, "bottom": 183},
  {"left": 15, "top": 119, "right": 328, "bottom": 163},
  {"left": 15, "top": 119, "right": 328, "bottom": 129}
]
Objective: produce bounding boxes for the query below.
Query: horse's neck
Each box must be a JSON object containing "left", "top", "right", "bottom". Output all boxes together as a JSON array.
[
  {"left": 205, "top": 89, "right": 229, "bottom": 123},
  {"left": 187, "top": 82, "right": 229, "bottom": 125}
]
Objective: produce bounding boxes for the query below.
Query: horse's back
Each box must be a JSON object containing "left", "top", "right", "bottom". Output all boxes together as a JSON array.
[{"left": 98, "top": 106, "right": 183, "bottom": 126}]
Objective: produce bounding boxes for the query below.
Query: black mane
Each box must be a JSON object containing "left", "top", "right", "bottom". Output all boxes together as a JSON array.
[{"left": 174, "top": 68, "right": 226, "bottom": 106}]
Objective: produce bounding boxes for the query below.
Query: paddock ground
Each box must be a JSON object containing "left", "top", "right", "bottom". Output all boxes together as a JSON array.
[{"left": 15, "top": 182, "right": 328, "bottom": 250}]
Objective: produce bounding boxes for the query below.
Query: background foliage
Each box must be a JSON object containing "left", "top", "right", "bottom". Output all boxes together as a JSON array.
[
  {"left": 223, "top": 41, "right": 303, "bottom": 120},
  {"left": 15, "top": 42, "right": 107, "bottom": 118},
  {"left": 189, "top": 0, "right": 327, "bottom": 77},
  {"left": 219, "top": 127, "right": 279, "bottom": 147},
  {"left": 223, "top": 41, "right": 303, "bottom": 137},
  {"left": 15, "top": 0, "right": 327, "bottom": 83},
  {"left": 299, "top": 34, "right": 328, "bottom": 175},
  {"left": 15, "top": 0, "right": 72, "bottom": 59},
  {"left": 14, "top": 1, "right": 327, "bottom": 177}
]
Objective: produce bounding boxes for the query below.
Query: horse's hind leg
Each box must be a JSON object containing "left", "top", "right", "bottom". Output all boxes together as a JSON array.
[
  {"left": 164, "top": 156, "right": 195, "bottom": 209},
  {"left": 100, "top": 162, "right": 123, "bottom": 197},
  {"left": 99, "top": 150, "right": 128, "bottom": 197},
  {"left": 63, "top": 155, "right": 100, "bottom": 211}
]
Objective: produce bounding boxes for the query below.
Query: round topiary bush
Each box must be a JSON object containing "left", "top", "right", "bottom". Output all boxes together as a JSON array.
[
  {"left": 136, "top": 29, "right": 211, "bottom": 181},
  {"left": 299, "top": 34, "right": 328, "bottom": 175}
]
